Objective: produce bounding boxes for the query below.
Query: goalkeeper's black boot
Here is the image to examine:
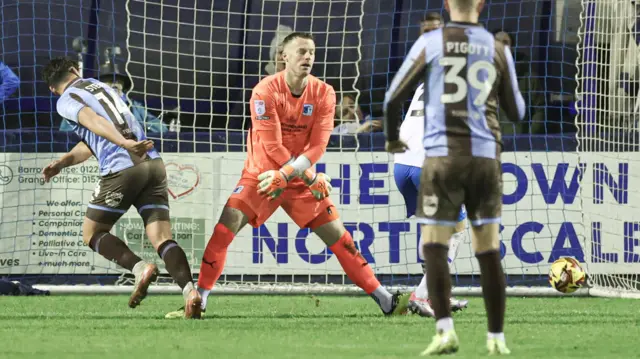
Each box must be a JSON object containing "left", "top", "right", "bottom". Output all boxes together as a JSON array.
[{"left": 383, "top": 291, "right": 411, "bottom": 316}]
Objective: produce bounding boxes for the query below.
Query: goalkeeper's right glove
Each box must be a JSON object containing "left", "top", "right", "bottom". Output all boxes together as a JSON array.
[{"left": 301, "top": 169, "right": 332, "bottom": 200}]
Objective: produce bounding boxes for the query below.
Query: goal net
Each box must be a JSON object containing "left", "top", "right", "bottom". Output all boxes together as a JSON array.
[
  {"left": 575, "top": 0, "right": 640, "bottom": 299},
  {"left": 0, "top": 0, "right": 627, "bottom": 297}
]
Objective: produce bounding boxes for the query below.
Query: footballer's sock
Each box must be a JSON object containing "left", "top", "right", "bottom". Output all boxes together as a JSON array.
[
  {"left": 415, "top": 274, "right": 428, "bottom": 299},
  {"left": 89, "top": 232, "right": 142, "bottom": 271},
  {"left": 436, "top": 317, "right": 455, "bottom": 333},
  {"left": 370, "top": 286, "right": 393, "bottom": 313},
  {"left": 423, "top": 243, "right": 452, "bottom": 321},
  {"left": 197, "top": 287, "right": 210, "bottom": 310},
  {"left": 157, "top": 240, "right": 193, "bottom": 290},
  {"left": 416, "top": 231, "right": 429, "bottom": 299},
  {"left": 488, "top": 332, "right": 506, "bottom": 342},
  {"left": 447, "top": 231, "right": 465, "bottom": 264},
  {"left": 476, "top": 250, "right": 506, "bottom": 333},
  {"left": 197, "top": 223, "right": 235, "bottom": 306},
  {"left": 416, "top": 231, "right": 463, "bottom": 300},
  {"left": 329, "top": 231, "right": 392, "bottom": 312}
]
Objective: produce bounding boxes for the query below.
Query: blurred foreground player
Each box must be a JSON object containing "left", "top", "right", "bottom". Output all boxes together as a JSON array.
[
  {"left": 393, "top": 11, "right": 469, "bottom": 318},
  {"left": 42, "top": 57, "right": 202, "bottom": 319},
  {"left": 166, "top": 32, "right": 419, "bottom": 318},
  {"left": 384, "top": 0, "right": 525, "bottom": 355}
]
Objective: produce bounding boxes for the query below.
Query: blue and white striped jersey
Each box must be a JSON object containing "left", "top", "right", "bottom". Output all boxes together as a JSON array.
[{"left": 56, "top": 78, "right": 160, "bottom": 176}]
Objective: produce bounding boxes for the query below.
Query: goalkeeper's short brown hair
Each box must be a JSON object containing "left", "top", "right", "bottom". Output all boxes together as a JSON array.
[
  {"left": 281, "top": 32, "right": 315, "bottom": 48},
  {"left": 42, "top": 57, "right": 79, "bottom": 88}
]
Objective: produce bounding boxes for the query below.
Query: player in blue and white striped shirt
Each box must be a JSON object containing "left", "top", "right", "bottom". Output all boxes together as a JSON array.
[
  {"left": 41, "top": 57, "right": 202, "bottom": 318},
  {"left": 383, "top": 0, "right": 525, "bottom": 355}
]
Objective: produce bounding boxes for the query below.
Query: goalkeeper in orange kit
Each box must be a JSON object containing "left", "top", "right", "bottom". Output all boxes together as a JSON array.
[{"left": 166, "top": 32, "right": 425, "bottom": 318}]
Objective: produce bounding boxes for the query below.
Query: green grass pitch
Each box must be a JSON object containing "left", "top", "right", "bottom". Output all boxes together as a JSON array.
[{"left": 0, "top": 295, "right": 637, "bottom": 358}]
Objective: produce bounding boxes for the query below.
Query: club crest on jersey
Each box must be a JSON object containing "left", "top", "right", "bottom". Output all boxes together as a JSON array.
[
  {"left": 254, "top": 100, "right": 266, "bottom": 115},
  {"left": 302, "top": 104, "right": 314, "bottom": 116}
]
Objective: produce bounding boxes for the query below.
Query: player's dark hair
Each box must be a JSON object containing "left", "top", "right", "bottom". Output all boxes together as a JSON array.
[
  {"left": 42, "top": 57, "right": 79, "bottom": 88},
  {"left": 281, "top": 32, "right": 315, "bottom": 48},
  {"left": 423, "top": 12, "right": 444, "bottom": 23}
]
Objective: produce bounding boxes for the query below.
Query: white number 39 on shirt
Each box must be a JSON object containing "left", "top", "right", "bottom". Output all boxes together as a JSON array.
[{"left": 440, "top": 57, "right": 497, "bottom": 106}]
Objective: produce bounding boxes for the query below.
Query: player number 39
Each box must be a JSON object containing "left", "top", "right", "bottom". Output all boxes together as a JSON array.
[{"left": 439, "top": 57, "right": 497, "bottom": 107}]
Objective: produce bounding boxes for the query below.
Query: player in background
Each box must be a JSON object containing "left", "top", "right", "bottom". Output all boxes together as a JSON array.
[
  {"left": 0, "top": 60, "right": 20, "bottom": 104},
  {"left": 383, "top": 0, "right": 525, "bottom": 355},
  {"left": 393, "top": 11, "right": 469, "bottom": 318},
  {"left": 166, "top": 32, "right": 424, "bottom": 318},
  {"left": 41, "top": 57, "right": 202, "bottom": 319}
]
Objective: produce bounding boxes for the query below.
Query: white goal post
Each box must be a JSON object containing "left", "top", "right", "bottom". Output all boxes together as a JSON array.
[{"left": 574, "top": 0, "right": 640, "bottom": 299}]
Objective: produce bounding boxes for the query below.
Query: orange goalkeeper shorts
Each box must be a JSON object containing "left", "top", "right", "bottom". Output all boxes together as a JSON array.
[{"left": 226, "top": 176, "right": 339, "bottom": 229}]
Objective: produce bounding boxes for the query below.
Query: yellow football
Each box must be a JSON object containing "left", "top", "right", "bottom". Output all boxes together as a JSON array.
[{"left": 548, "top": 257, "right": 586, "bottom": 294}]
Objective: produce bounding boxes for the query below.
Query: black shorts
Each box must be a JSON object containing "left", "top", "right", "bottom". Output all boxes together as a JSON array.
[
  {"left": 86, "top": 158, "right": 170, "bottom": 225},
  {"left": 417, "top": 156, "right": 502, "bottom": 227}
]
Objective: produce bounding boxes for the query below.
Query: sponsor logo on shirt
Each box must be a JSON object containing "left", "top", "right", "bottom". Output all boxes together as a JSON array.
[
  {"left": 105, "top": 191, "right": 124, "bottom": 207},
  {"left": 281, "top": 123, "right": 308, "bottom": 133},
  {"left": 255, "top": 116, "right": 270, "bottom": 121},
  {"left": 302, "top": 104, "right": 314, "bottom": 116},
  {"left": 254, "top": 100, "right": 266, "bottom": 115}
]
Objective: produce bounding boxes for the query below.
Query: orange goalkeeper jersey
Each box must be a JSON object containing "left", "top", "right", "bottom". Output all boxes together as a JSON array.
[{"left": 244, "top": 71, "right": 336, "bottom": 180}]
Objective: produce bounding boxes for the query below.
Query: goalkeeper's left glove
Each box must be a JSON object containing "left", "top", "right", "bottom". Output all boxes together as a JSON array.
[
  {"left": 257, "top": 165, "right": 295, "bottom": 200},
  {"left": 300, "top": 169, "right": 333, "bottom": 200}
]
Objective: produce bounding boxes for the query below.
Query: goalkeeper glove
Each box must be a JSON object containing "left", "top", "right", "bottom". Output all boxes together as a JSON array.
[
  {"left": 257, "top": 165, "right": 295, "bottom": 200},
  {"left": 301, "top": 169, "right": 333, "bottom": 200}
]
